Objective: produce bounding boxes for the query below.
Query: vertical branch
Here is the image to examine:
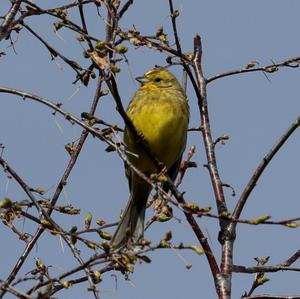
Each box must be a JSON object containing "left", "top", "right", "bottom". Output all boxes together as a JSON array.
[
  {"left": 104, "top": 0, "right": 114, "bottom": 43},
  {"left": 192, "top": 34, "right": 232, "bottom": 299},
  {"left": 78, "top": 0, "right": 94, "bottom": 50},
  {"left": 192, "top": 35, "right": 228, "bottom": 229},
  {"left": 168, "top": 0, "right": 199, "bottom": 98},
  {"left": 168, "top": 0, "right": 182, "bottom": 54},
  {"left": 167, "top": 4, "right": 222, "bottom": 290}
]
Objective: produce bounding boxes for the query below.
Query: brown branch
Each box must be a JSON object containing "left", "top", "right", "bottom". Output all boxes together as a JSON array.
[
  {"left": 78, "top": 0, "right": 93, "bottom": 50},
  {"left": 22, "top": 0, "right": 95, "bottom": 14},
  {"left": 0, "top": 229, "right": 43, "bottom": 298},
  {"left": 282, "top": 249, "right": 300, "bottom": 267},
  {"left": 0, "top": 0, "right": 22, "bottom": 41},
  {"left": 193, "top": 34, "right": 232, "bottom": 299},
  {"left": 168, "top": 0, "right": 182, "bottom": 55},
  {"left": 232, "top": 113, "right": 300, "bottom": 221},
  {"left": 233, "top": 264, "right": 300, "bottom": 274},
  {"left": 0, "top": 280, "right": 34, "bottom": 299},
  {"left": 21, "top": 23, "right": 82, "bottom": 76},
  {"left": 0, "top": 86, "right": 113, "bottom": 146},
  {"left": 192, "top": 35, "right": 227, "bottom": 223},
  {"left": 206, "top": 56, "right": 300, "bottom": 84},
  {"left": 118, "top": 0, "right": 134, "bottom": 18},
  {"left": 242, "top": 296, "right": 300, "bottom": 299},
  {"left": 18, "top": 0, "right": 98, "bottom": 42}
]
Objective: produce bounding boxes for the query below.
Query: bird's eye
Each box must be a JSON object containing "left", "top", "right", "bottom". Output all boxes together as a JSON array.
[{"left": 154, "top": 77, "right": 162, "bottom": 82}]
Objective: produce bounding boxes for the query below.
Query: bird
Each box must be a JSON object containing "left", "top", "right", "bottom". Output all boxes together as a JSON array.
[{"left": 111, "top": 67, "right": 189, "bottom": 248}]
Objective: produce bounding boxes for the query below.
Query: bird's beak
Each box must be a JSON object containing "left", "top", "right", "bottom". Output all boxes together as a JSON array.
[{"left": 135, "top": 75, "right": 149, "bottom": 84}]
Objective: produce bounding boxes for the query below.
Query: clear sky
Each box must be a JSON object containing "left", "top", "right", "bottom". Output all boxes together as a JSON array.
[{"left": 1, "top": 1, "right": 300, "bottom": 298}]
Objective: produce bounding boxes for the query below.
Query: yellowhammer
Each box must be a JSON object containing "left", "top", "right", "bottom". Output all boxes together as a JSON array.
[{"left": 111, "top": 67, "right": 189, "bottom": 248}]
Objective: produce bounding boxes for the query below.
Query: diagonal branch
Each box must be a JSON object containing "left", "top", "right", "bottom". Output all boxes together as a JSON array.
[{"left": 232, "top": 113, "right": 300, "bottom": 220}]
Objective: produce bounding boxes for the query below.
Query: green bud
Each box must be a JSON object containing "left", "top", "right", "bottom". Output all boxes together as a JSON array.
[
  {"left": 164, "top": 230, "right": 172, "bottom": 241},
  {"left": 40, "top": 219, "right": 54, "bottom": 230},
  {"left": 0, "top": 198, "right": 12, "bottom": 209},
  {"left": 76, "top": 35, "right": 85, "bottom": 42},
  {"left": 256, "top": 274, "right": 270, "bottom": 286},
  {"left": 156, "top": 213, "right": 172, "bottom": 222},
  {"left": 191, "top": 245, "right": 204, "bottom": 255},
  {"left": 98, "top": 230, "right": 112, "bottom": 240},
  {"left": 96, "top": 219, "right": 106, "bottom": 226},
  {"left": 254, "top": 256, "right": 270, "bottom": 265},
  {"left": 249, "top": 215, "right": 271, "bottom": 225},
  {"left": 285, "top": 222, "right": 300, "bottom": 228},
  {"left": 139, "top": 255, "right": 151, "bottom": 263},
  {"left": 84, "top": 212, "right": 93, "bottom": 229},
  {"left": 159, "top": 239, "right": 170, "bottom": 248},
  {"left": 62, "top": 280, "right": 72, "bottom": 288},
  {"left": 172, "top": 10, "right": 180, "bottom": 18},
  {"left": 111, "top": 66, "right": 121, "bottom": 73},
  {"left": 53, "top": 21, "right": 64, "bottom": 31},
  {"left": 101, "top": 241, "right": 110, "bottom": 253},
  {"left": 95, "top": 40, "right": 106, "bottom": 51},
  {"left": 116, "top": 46, "right": 128, "bottom": 54},
  {"left": 91, "top": 270, "right": 102, "bottom": 283},
  {"left": 183, "top": 202, "right": 200, "bottom": 213}
]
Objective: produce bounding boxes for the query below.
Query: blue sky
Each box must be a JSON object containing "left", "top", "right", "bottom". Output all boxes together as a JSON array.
[{"left": 1, "top": 1, "right": 300, "bottom": 298}]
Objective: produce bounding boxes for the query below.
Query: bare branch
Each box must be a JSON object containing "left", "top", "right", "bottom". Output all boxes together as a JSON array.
[
  {"left": 118, "top": 0, "right": 134, "bottom": 18},
  {"left": 0, "top": 0, "right": 22, "bottom": 41},
  {"left": 233, "top": 264, "right": 300, "bottom": 274},
  {"left": 242, "top": 296, "right": 300, "bottom": 299},
  {"left": 207, "top": 56, "right": 300, "bottom": 84},
  {"left": 0, "top": 280, "right": 34, "bottom": 299},
  {"left": 232, "top": 114, "right": 300, "bottom": 220}
]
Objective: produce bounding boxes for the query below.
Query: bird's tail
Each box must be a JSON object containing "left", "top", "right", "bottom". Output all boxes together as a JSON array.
[{"left": 111, "top": 195, "right": 147, "bottom": 249}]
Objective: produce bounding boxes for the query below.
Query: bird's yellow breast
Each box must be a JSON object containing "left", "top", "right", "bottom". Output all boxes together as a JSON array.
[{"left": 124, "top": 86, "right": 189, "bottom": 174}]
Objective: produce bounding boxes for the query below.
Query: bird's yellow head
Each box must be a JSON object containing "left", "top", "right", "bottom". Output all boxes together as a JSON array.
[{"left": 136, "top": 67, "right": 183, "bottom": 91}]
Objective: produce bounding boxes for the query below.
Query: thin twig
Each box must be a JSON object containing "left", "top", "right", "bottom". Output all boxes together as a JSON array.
[
  {"left": 78, "top": 0, "right": 93, "bottom": 50},
  {"left": 22, "top": 23, "right": 82, "bottom": 76}
]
